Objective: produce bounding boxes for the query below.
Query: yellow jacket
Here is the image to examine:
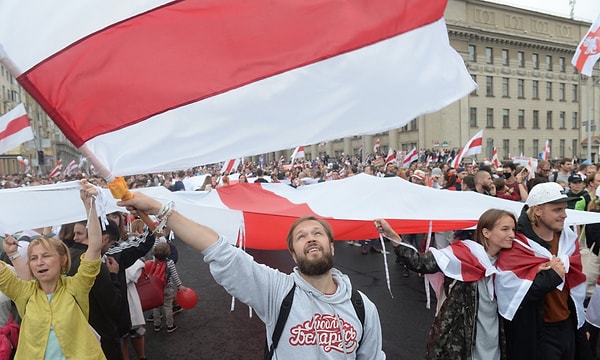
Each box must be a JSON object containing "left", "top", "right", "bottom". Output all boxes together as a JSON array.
[{"left": 0, "top": 256, "right": 105, "bottom": 360}]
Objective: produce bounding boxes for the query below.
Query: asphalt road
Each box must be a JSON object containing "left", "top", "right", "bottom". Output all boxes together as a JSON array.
[{"left": 140, "top": 239, "right": 434, "bottom": 359}]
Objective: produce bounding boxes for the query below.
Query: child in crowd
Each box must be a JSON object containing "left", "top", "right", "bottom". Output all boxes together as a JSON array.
[{"left": 151, "top": 242, "right": 187, "bottom": 333}]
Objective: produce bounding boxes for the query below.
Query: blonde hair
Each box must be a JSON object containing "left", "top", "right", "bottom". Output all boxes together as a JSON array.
[
  {"left": 130, "top": 219, "right": 145, "bottom": 235},
  {"left": 28, "top": 237, "right": 71, "bottom": 275}
]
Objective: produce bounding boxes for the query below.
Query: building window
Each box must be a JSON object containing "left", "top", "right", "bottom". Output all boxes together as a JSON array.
[
  {"left": 559, "top": 57, "right": 566, "bottom": 72},
  {"left": 518, "top": 109, "right": 525, "bottom": 128},
  {"left": 533, "top": 139, "right": 539, "bottom": 157},
  {"left": 533, "top": 110, "right": 539, "bottom": 128},
  {"left": 572, "top": 84, "right": 578, "bottom": 102},
  {"left": 486, "top": 76, "right": 494, "bottom": 96},
  {"left": 572, "top": 112, "right": 578, "bottom": 129},
  {"left": 468, "top": 45, "right": 476, "bottom": 62},
  {"left": 518, "top": 79, "right": 525, "bottom": 98},
  {"left": 573, "top": 139, "right": 578, "bottom": 158},
  {"left": 503, "top": 109, "right": 510, "bottom": 128},
  {"left": 546, "top": 111, "right": 553, "bottom": 129},
  {"left": 546, "top": 55, "right": 552, "bottom": 71},
  {"left": 487, "top": 108, "right": 494, "bottom": 128},
  {"left": 470, "top": 107, "right": 477, "bottom": 127},
  {"left": 502, "top": 78, "right": 509, "bottom": 97},
  {"left": 502, "top": 49, "right": 509, "bottom": 66},
  {"left": 409, "top": 119, "right": 417, "bottom": 131},
  {"left": 533, "top": 53, "right": 539, "bottom": 69},
  {"left": 532, "top": 80, "right": 539, "bottom": 99},
  {"left": 486, "top": 47, "right": 493, "bottom": 64},
  {"left": 518, "top": 51, "right": 525, "bottom": 67},
  {"left": 559, "top": 139, "right": 565, "bottom": 158},
  {"left": 559, "top": 83, "right": 566, "bottom": 101},
  {"left": 471, "top": 75, "right": 478, "bottom": 96},
  {"left": 546, "top": 82, "right": 552, "bottom": 100},
  {"left": 559, "top": 111, "right": 566, "bottom": 129},
  {"left": 503, "top": 139, "right": 509, "bottom": 159},
  {"left": 519, "top": 139, "right": 525, "bottom": 156}
]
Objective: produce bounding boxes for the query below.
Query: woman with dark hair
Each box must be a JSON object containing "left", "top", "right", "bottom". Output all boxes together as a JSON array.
[
  {"left": 376, "top": 209, "right": 517, "bottom": 360},
  {"left": 442, "top": 170, "right": 459, "bottom": 191}
]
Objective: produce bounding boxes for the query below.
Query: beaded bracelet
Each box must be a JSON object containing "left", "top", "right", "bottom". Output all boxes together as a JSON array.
[{"left": 155, "top": 201, "right": 175, "bottom": 233}]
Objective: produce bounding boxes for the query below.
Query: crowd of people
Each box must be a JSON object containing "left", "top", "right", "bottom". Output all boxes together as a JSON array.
[{"left": 1, "top": 151, "right": 600, "bottom": 358}]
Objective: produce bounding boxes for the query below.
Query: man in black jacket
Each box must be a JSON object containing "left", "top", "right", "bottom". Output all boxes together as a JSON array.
[{"left": 496, "top": 182, "right": 590, "bottom": 360}]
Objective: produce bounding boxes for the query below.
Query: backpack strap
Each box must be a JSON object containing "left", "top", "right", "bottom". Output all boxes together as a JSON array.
[
  {"left": 351, "top": 289, "right": 365, "bottom": 346},
  {"left": 264, "top": 283, "right": 296, "bottom": 360}
]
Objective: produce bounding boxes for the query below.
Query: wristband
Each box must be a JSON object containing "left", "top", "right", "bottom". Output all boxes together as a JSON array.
[{"left": 8, "top": 253, "right": 20, "bottom": 261}]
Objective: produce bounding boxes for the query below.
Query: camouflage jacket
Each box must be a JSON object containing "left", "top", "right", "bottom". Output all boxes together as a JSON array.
[{"left": 395, "top": 245, "right": 506, "bottom": 360}]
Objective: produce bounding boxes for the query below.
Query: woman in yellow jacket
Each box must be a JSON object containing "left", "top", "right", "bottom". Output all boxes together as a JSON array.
[{"left": 0, "top": 180, "right": 104, "bottom": 359}]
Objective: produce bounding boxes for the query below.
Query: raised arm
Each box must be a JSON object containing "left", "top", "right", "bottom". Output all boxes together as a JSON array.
[
  {"left": 80, "top": 180, "right": 102, "bottom": 261},
  {"left": 117, "top": 192, "right": 219, "bottom": 252},
  {"left": 2, "top": 235, "right": 29, "bottom": 279}
]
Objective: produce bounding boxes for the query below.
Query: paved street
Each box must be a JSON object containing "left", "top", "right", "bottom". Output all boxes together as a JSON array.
[{"left": 142, "top": 238, "right": 434, "bottom": 359}]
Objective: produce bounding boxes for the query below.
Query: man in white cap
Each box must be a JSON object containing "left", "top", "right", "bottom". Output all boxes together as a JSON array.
[{"left": 495, "top": 182, "right": 589, "bottom": 360}]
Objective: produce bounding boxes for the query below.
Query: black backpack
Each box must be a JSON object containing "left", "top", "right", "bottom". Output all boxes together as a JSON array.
[{"left": 264, "top": 283, "right": 365, "bottom": 359}]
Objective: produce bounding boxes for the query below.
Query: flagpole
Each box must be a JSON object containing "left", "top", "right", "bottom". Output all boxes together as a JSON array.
[{"left": 78, "top": 144, "right": 156, "bottom": 230}]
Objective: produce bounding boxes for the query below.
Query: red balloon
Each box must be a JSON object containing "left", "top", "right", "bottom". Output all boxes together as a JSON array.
[
  {"left": 144, "top": 260, "right": 153, "bottom": 274},
  {"left": 177, "top": 288, "right": 198, "bottom": 309}
]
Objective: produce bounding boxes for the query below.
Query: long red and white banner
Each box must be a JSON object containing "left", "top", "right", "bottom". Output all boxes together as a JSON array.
[
  {"left": 3, "top": 175, "right": 600, "bottom": 251},
  {"left": 0, "top": 0, "right": 475, "bottom": 177}
]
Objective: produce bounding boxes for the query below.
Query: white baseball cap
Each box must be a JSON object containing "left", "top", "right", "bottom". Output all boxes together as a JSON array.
[{"left": 526, "top": 182, "right": 580, "bottom": 207}]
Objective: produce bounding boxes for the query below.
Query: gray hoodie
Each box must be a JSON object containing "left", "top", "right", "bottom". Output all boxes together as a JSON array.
[{"left": 203, "top": 236, "right": 386, "bottom": 359}]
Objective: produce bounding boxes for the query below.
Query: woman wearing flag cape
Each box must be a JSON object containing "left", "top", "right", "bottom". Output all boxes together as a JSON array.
[{"left": 375, "top": 209, "right": 517, "bottom": 360}]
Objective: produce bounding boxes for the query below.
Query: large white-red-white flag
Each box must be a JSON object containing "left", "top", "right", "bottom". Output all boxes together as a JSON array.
[
  {"left": 64, "top": 160, "right": 78, "bottom": 175},
  {"left": 401, "top": 147, "right": 419, "bottom": 168},
  {"left": 0, "top": 104, "right": 34, "bottom": 155},
  {"left": 542, "top": 140, "right": 550, "bottom": 161},
  {"left": 373, "top": 139, "right": 381, "bottom": 154},
  {"left": 385, "top": 149, "right": 396, "bottom": 165},
  {"left": 572, "top": 13, "right": 600, "bottom": 76},
  {"left": 491, "top": 147, "right": 501, "bottom": 169},
  {"left": 290, "top": 146, "right": 305, "bottom": 163},
  {"left": 0, "top": 0, "right": 475, "bottom": 178},
  {"left": 221, "top": 158, "right": 241, "bottom": 175},
  {"left": 48, "top": 160, "right": 63, "bottom": 178},
  {"left": 451, "top": 130, "right": 483, "bottom": 169}
]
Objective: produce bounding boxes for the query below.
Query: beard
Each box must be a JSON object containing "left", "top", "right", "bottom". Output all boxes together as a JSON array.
[{"left": 296, "top": 251, "right": 334, "bottom": 276}]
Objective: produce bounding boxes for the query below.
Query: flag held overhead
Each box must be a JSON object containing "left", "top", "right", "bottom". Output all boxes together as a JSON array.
[{"left": 0, "top": 0, "right": 475, "bottom": 176}]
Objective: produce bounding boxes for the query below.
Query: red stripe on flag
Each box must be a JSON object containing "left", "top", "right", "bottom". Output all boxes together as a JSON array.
[
  {"left": 18, "top": 0, "right": 447, "bottom": 147},
  {"left": 450, "top": 241, "right": 487, "bottom": 282},
  {"left": 0, "top": 114, "right": 29, "bottom": 140}
]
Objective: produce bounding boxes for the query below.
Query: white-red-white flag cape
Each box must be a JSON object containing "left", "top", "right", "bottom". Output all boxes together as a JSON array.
[
  {"left": 451, "top": 130, "right": 483, "bottom": 169},
  {"left": 0, "top": 0, "right": 475, "bottom": 177},
  {"left": 221, "top": 158, "right": 241, "bottom": 175},
  {"left": 572, "top": 13, "right": 600, "bottom": 76},
  {"left": 0, "top": 103, "right": 33, "bottom": 154},
  {"left": 401, "top": 147, "right": 418, "bottom": 168},
  {"left": 495, "top": 232, "right": 586, "bottom": 327}
]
